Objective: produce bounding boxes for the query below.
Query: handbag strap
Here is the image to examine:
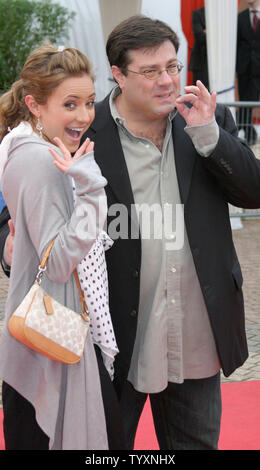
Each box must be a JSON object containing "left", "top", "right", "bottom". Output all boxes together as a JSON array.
[
  {"left": 37, "top": 239, "right": 89, "bottom": 319},
  {"left": 73, "top": 267, "right": 89, "bottom": 319},
  {"left": 39, "top": 239, "right": 55, "bottom": 269}
]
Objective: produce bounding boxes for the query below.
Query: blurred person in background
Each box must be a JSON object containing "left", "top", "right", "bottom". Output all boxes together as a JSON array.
[{"left": 236, "top": 0, "right": 260, "bottom": 145}]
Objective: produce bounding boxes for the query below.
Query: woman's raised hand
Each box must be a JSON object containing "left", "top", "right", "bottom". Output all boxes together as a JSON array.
[{"left": 49, "top": 137, "right": 94, "bottom": 173}]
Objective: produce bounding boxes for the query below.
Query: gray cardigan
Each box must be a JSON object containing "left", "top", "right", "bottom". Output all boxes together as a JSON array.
[{"left": 0, "top": 134, "right": 109, "bottom": 449}]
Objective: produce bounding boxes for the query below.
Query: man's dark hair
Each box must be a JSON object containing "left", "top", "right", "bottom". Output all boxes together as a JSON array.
[{"left": 106, "top": 15, "right": 180, "bottom": 75}]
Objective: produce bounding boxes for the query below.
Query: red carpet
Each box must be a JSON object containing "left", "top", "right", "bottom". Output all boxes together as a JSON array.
[
  {"left": 1, "top": 381, "right": 259, "bottom": 450},
  {"left": 134, "top": 381, "right": 260, "bottom": 450}
]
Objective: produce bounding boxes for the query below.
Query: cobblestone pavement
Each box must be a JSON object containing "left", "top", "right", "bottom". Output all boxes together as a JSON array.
[
  {"left": 221, "top": 218, "right": 260, "bottom": 383},
  {"left": 0, "top": 218, "right": 259, "bottom": 406}
]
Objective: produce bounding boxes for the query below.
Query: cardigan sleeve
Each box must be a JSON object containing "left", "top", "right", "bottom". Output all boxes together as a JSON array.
[{"left": 2, "top": 140, "right": 108, "bottom": 283}]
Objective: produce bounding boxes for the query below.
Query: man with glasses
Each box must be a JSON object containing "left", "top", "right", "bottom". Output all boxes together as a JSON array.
[
  {"left": 1, "top": 15, "right": 260, "bottom": 450},
  {"left": 84, "top": 15, "right": 260, "bottom": 450}
]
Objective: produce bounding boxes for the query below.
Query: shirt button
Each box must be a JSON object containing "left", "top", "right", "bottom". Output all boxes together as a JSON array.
[
  {"left": 168, "top": 234, "right": 176, "bottom": 240},
  {"left": 132, "top": 269, "right": 139, "bottom": 278},
  {"left": 193, "top": 247, "right": 199, "bottom": 257},
  {"left": 171, "top": 299, "right": 176, "bottom": 304},
  {"left": 170, "top": 267, "right": 176, "bottom": 273},
  {"left": 130, "top": 310, "right": 137, "bottom": 317}
]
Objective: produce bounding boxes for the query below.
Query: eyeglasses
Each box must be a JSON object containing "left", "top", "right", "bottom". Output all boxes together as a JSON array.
[{"left": 126, "top": 61, "right": 184, "bottom": 80}]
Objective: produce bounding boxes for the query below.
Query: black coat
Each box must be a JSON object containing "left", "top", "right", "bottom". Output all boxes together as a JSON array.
[{"left": 83, "top": 96, "right": 260, "bottom": 396}]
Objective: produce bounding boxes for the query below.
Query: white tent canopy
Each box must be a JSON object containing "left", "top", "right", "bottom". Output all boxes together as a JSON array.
[
  {"left": 55, "top": 0, "right": 111, "bottom": 100},
  {"left": 38, "top": 0, "right": 238, "bottom": 103},
  {"left": 204, "top": 0, "right": 241, "bottom": 228},
  {"left": 50, "top": 0, "right": 187, "bottom": 99},
  {"left": 205, "top": 0, "right": 238, "bottom": 103}
]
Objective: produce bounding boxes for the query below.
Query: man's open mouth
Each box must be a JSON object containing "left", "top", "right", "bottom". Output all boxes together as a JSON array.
[{"left": 156, "top": 92, "right": 172, "bottom": 99}]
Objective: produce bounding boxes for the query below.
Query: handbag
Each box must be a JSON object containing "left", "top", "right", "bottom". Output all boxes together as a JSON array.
[{"left": 8, "top": 239, "right": 90, "bottom": 364}]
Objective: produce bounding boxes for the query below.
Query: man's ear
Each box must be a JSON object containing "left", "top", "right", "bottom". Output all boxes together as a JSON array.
[
  {"left": 24, "top": 95, "right": 40, "bottom": 118},
  {"left": 111, "top": 65, "right": 126, "bottom": 89}
]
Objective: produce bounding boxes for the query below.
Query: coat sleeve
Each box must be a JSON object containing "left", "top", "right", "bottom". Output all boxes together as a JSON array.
[
  {"left": 0, "top": 205, "right": 11, "bottom": 276},
  {"left": 2, "top": 142, "right": 108, "bottom": 283},
  {"left": 202, "top": 104, "right": 260, "bottom": 208}
]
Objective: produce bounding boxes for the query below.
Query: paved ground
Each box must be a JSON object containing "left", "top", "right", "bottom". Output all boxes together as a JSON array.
[{"left": 222, "top": 218, "right": 260, "bottom": 383}]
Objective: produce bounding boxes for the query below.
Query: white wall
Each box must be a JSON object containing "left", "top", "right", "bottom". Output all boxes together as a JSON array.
[
  {"left": 54, "top": 0, "right": 111, "bottom": 100},
  {"left": 141, "top": 0, "right": 187, "bottom": 93}
]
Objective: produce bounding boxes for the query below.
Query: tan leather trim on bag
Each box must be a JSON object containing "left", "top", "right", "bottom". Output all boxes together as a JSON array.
[
  {"left": 40, "top": 239, "right": 55, "bottom": 270},
  {"left": 8, "top": 316, "right": 29, "bottom": 346},
  {"left": 9, "top": 314, "right": 82, "bottom": 364},
  {"left": 24, "top": 326, "right": 81, "bottom": 364},
  {"left": 43, "top": 294, "right": 54, "bottom": 315}
]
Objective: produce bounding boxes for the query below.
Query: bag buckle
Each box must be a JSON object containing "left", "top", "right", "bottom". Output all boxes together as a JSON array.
[
  {"left": 81, "top": 312, "right": 90, "bottom": 323},
  {"left": 35, "top": 266, "right": 47, "bottom": 285},
  {"left": 80, "top": 297, "right": 90, "bottom": 323}
]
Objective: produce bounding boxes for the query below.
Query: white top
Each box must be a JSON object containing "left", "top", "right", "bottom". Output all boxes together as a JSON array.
[{"left": 72, "top": 183, "right": 119, "bottom": 379}]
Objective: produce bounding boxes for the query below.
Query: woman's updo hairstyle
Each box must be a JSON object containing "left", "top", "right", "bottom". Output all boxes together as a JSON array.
[{"left": 0, "top": 44, "right": 93, "bottom": 140}]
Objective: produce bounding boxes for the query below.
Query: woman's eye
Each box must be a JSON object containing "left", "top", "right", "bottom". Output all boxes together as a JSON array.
[
  {"left": 86, "top": 101, "right": 95, "bottom": 108},
  {"left": 65, "top": 102, "right": 75, "bottom": 109}
]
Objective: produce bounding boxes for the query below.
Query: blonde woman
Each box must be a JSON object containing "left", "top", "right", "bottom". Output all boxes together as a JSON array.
[{"left": 0, "top": 45, "right": 123, "bottom": 450}]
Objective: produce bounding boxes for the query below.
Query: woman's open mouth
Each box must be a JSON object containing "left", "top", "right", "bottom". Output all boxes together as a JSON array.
[{"left": 65, "top": 127, "right": 85, "bottom": 141}]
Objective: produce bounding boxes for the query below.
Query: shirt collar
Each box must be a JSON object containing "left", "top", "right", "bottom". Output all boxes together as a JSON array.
[{"left": 250, "top": 7, "right": 260, "bottom": 13}]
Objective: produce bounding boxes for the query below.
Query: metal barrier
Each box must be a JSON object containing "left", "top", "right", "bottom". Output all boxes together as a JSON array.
[{"left": 224, "top": 101, "right": 260, "bottom": 219}]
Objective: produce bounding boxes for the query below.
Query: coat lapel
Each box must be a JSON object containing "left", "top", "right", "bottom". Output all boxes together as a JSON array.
[
  {"left": 88, "top": 99, "right": 197, "bottom": 211},
  {"left": 87, "top": 97, "right": 135, "bottom": 213},
  {"left": 172, "top": 112, "right": 197, "bottom": 205}
]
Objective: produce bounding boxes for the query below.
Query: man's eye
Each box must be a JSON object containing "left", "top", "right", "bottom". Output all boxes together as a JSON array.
[
  {"left": 167, "top": 64, "right": 177, "bottom": 70},
  {"left": 144, "top": 69, "right": 156, "bottom": 75}
]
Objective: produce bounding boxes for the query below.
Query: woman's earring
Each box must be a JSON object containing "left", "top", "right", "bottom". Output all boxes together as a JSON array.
[{"left": 36, "top": 118, "right": 43, "bottom": 139}]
